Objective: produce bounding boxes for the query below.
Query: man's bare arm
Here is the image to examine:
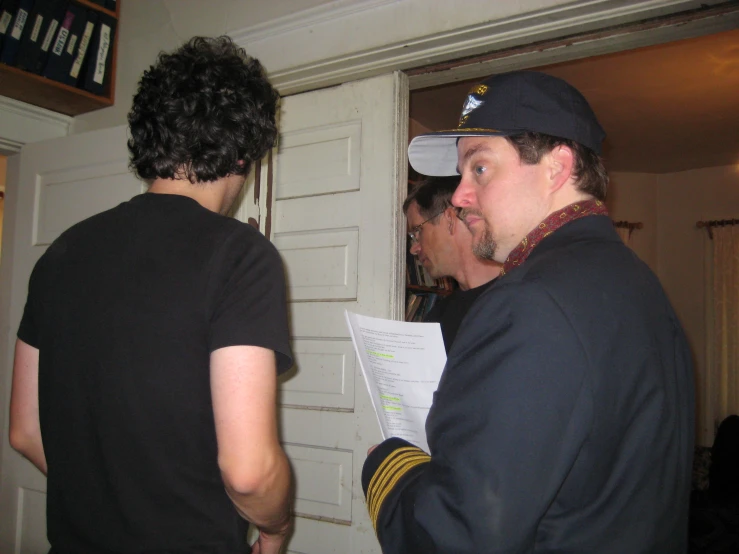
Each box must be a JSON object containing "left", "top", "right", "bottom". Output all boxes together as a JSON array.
[
  {"left": 9, "top": 339, "right": 47, "bottom": 475},
  {"left": 210, "top": 345, "right": 293, "bottom": 546}
]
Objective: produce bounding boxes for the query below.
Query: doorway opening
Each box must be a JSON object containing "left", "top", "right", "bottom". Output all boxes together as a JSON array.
[{"left": 405, "top": 21, "right": 739, "bottom": 448}]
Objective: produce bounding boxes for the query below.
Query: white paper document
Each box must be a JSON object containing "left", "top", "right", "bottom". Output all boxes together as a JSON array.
[{"left": 345, "top": 310, "right": 447, "bottom": 453}]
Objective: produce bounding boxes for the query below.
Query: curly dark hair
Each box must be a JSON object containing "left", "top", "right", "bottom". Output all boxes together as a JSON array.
[
  {"left": 127, "top": 36, "right": 279, "bottom": 183},
  {"left": 506, "top": 132, "right": 609, "bottom": 201}
]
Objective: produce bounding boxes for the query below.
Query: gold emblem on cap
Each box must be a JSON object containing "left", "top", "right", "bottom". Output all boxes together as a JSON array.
[
  {"left": 469, "top": 84, "right": 488, "bottom": 96},
  {"left": 459, "top": 94, "right": 485, "bottom": 127}
]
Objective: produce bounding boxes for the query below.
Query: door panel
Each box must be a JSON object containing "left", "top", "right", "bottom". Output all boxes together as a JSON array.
[
  {"left": 274, "top": 228, "right": 359, "bottom": 301},
  {"left": 275, "top": 193, "right": 361, "bottom": 233},
  {"left": 290, "top": 301, "right": 363, "bottom": 337},
  {"left": 17, "top": 488, "right": 48, "bottom": 554},
  {"left": 272, "top": 72, "right": 407, "bottom": 553},
  {"left": 284, "top": 443, "right": 354, "bottom": 522},
  {"left": 0, "top": 125, "right": 138, "bottom": 553},
  {"left": 281, "top": 338, "right": 355, "bottom": 411},
  {"left": 275, "top": 120, "right": 361, "bottom": 200}
]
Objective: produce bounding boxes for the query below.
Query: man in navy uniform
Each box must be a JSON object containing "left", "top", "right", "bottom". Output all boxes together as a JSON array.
[{"left": 362, "top": 71, "right": 695, "bottom": 553}]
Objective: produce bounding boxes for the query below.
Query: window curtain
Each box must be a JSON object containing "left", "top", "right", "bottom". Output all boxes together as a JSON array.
[{"left": 706, "top": 225, "right": 739, "bottom": 441}]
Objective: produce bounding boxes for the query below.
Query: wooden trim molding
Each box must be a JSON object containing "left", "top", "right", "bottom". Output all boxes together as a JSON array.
[
  {"left": 0, "top": 97, "right": 71, "bottom": 154},
  {"left": 229, "top": 0, "right": 399, "bottom": 46},
  {"left": 230, "top": 0, "right": 738, "bottom": 96}
]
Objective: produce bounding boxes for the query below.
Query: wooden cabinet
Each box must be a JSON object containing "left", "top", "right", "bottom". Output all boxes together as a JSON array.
[{"left": 0, "top": 0, "right": 119, "bottom": 116}]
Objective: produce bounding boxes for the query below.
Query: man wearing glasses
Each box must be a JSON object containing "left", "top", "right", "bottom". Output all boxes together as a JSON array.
[{"left": 404, "top": 176, "right": 501, "bottom": 351}]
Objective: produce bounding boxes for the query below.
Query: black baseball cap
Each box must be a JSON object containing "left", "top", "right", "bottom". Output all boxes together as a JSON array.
[{"left": 408, "top": 71, "right": 606, "bottom": 177}]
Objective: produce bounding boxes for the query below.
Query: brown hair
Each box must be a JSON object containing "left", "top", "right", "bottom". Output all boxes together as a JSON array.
[
  {"left": 403, "top": 176, "right": 461, "bottom": 219},
  {"left": 506, "top": 132, "right": 608, "bottom": 201}
]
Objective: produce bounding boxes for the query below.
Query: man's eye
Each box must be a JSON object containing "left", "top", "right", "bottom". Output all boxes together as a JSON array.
[{"left": 474, "top": 165, "right": 486, "bottom": 176}]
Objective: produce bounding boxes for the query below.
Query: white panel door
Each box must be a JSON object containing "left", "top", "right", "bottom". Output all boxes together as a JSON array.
[
  {"left": 0, "top": 125, "right": 141, "bottom": 553},
  {"left": 270, "top": 72, "right": 407, "bottom": 554}
]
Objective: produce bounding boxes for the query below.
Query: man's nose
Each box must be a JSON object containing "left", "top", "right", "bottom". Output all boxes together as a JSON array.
[
  {"left": 452, "top": 175, "right": 473, "bottom": 208},
  {"left": 410, "top": 240, "right": 421, "bottom": 256}
]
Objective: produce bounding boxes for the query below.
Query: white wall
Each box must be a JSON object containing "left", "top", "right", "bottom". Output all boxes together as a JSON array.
[
  {"left": 73, "top": 0, "right": 578, "bottom": 133},
  {"left": 609, "top": 164, "right": 739, "bottom": 444},
  {"left": 73, "top": 0, "right": 335, "bottom": 133},
  {"left": 607, "top": 172, "right": 659, "bottom": 272}
]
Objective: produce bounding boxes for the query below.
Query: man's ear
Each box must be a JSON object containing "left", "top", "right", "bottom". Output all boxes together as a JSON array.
[
  {"left": 445, "top": 207, "right": 456, "bottom": 234},
  {"left": 547, "top": 145, "right": 575, "bottom": 193}
]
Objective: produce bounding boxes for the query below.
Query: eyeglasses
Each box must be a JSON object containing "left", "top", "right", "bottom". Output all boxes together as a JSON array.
[{"left": 408, "top": 210, "right": 445, "bottom": 244}]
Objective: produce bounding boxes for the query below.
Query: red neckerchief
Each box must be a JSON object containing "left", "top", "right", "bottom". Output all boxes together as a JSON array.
[{"left": 502, "top": 199, "right": 608, "bottom": 276}]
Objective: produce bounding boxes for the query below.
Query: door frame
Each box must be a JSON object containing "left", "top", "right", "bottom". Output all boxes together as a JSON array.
[
  {"left": 251, "top": 1, "right": 739, "bottom": 95},
  {"left": 404, "top": 2, "right": 739, "bottom": 90},
  {"left": 0, "top": 97, "right": 70, "bottom": 156}
]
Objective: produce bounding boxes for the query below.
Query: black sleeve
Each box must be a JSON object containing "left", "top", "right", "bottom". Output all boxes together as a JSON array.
[
  {"left": 207, "top": 225, "right": 293, "bottom": 373},
  {"left": 17, "top": 253, "right": 47, "bottom": 348},
  {"left": 362, "top": 281, "right": 593, "bottom": 553}
]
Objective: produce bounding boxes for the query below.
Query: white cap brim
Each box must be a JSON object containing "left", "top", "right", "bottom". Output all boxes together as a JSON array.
[
  {"left": 408, "top": 132, "right": 503, "bottom": 177},
  {"left": 407, "top": 135, "right": 459, "bottom": 177}
]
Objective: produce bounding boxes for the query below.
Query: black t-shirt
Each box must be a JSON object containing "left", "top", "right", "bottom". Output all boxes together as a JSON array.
[
  {"left": 424, "top": 279, "right": 497, "bottom": 352},
  {"left": 18, "top": 193, "right": 293, "bottom": 553}
]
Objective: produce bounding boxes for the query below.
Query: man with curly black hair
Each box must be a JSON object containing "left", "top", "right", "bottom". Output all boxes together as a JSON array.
[{"left": 10, "top": 37, "right": 294, "bottom": 554}]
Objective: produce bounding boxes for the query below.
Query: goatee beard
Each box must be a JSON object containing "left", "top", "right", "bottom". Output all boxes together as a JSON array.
[
  {"left": 472, "top": 226, "right": 496, "bottom": 260},
  {"left": 459, "top": 208, "right": 496, "bottom": 260}
]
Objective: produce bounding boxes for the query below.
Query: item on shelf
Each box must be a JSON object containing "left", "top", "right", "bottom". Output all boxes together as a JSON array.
[
  {"left": 42, "top": 2, "right": 86, "bottom": 83},
  {"left": 0, "top": 0, "right": 32, "bottom": 65},
  {"left": 406, "top": 293, "right": 423, "bottom": 321},
  {"left": 16, "top": 0, "right": 69, "bottom": 74},
  {"left": 0, "top": 0, "right": 21, "bottom": 54},
  {"left": 63, "top": 7, "right": 96, "bottom": 86},
  {"left": 405, "top": 292, "right": 442, "bottom": 323},
  {"left": 79, "top": 9, "right": 115, "bottom": 95}
]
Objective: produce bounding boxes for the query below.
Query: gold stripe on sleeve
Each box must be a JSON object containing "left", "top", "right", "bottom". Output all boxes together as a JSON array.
[
  {"left": 366, "top": 446, "right": 430, "bottom": 531},
  {"left": 369, "top": 452, "right": 429, "bottom": 524},
  {"left": 369, "top": 450, "right": 422, "bottom": 506},
  {"left": 371, "top": 456, "right": 429, "bottom": 526}
]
